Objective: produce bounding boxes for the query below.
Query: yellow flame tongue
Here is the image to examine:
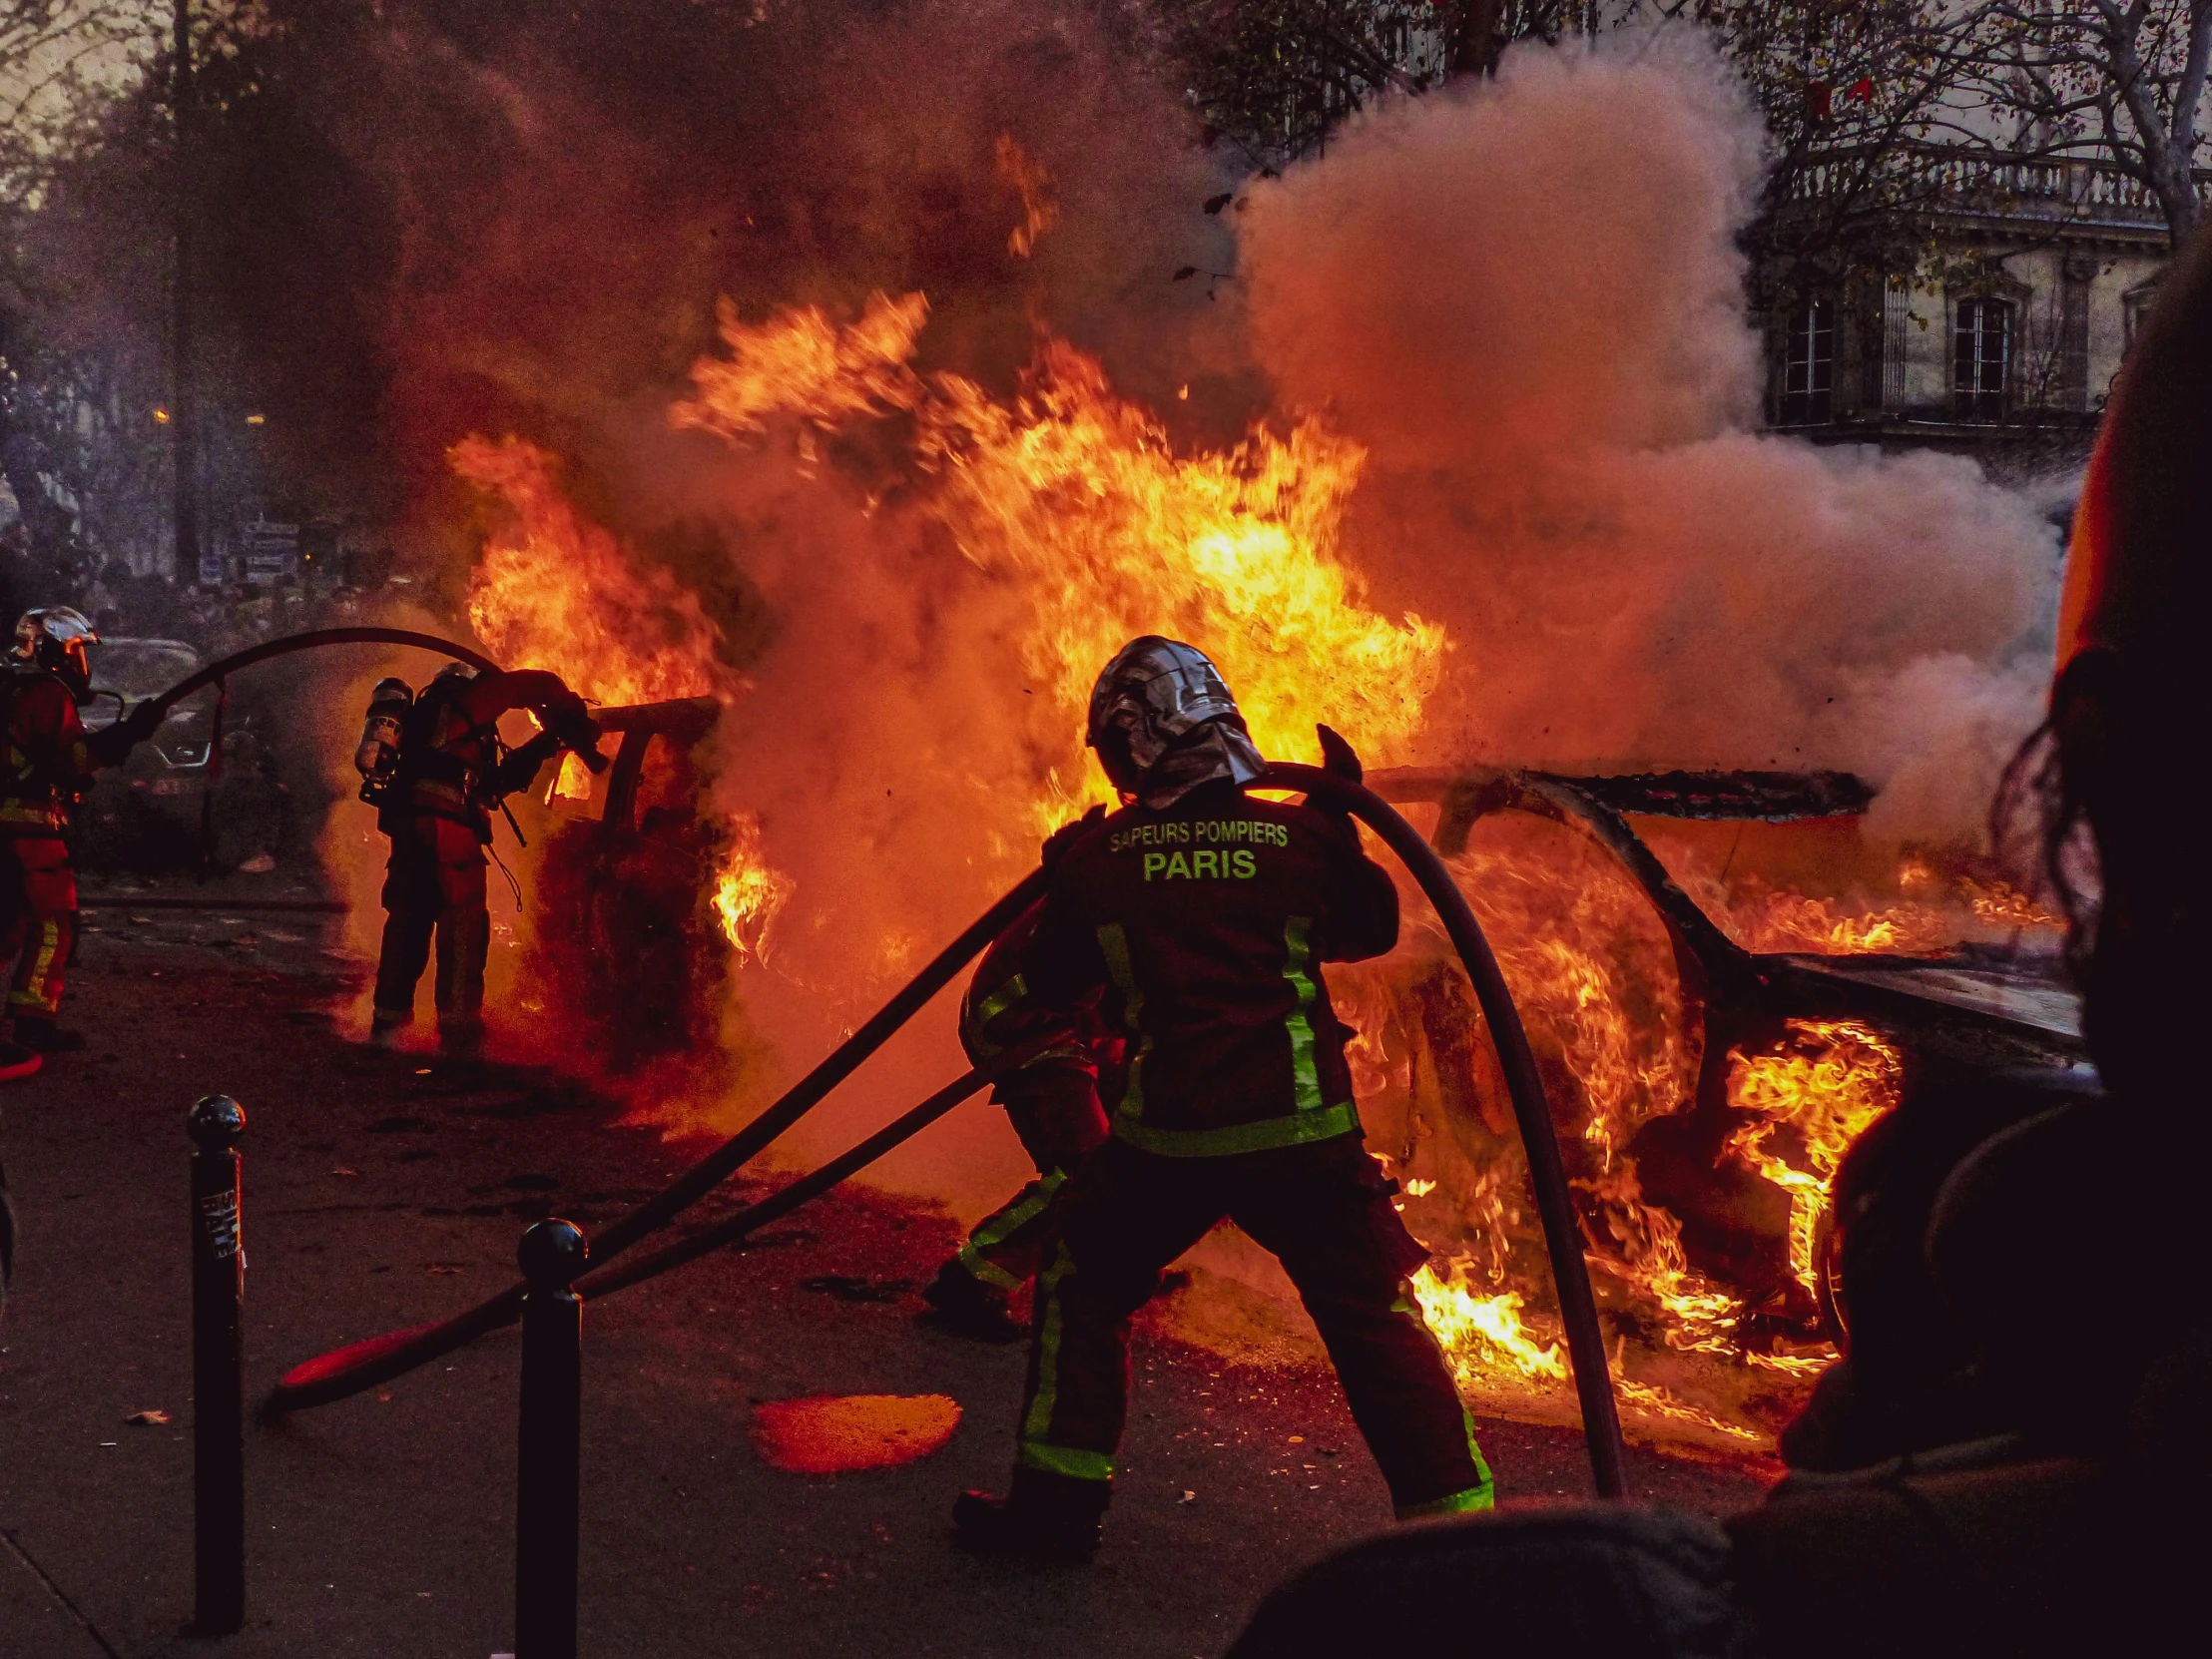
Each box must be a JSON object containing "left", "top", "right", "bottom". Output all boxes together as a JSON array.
[{"left": 674, "top": 291, "right": 1446, "bottom": 832}]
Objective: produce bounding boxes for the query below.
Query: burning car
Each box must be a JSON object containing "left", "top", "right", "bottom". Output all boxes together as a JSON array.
[
  {"left": 1349, "top": 764, "right": 2082, "bottom": 1399},
  {"left": 511, "top": 695, "right": 730, "bottom": 1072}
]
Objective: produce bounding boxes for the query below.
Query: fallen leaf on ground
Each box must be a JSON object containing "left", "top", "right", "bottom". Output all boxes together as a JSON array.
[
  {"left": 751, "top": 1394, "right": 961, "bottom": 1474},
  {"left": 237, "top": 852, "right": 276, "bottom": 873},
  {"left": 330, "top": 1167, "right": 359, "bottom": 1178},
  {"left": 125, "top": 1409, "right": 170, "bottom": 1426}
]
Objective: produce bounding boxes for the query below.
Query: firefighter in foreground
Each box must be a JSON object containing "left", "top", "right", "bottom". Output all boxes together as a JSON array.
[
  {"left": 0, "top": 607, "right": 162, "bottom": 1076},
  {"left": 953, "top": 637, "right": 1492, "bottom": 1562},
  {"left": 354, "top": 663, "right": 598, "bottom": 1056},
  {"left": 920, "top": 892, "right": 1116, "bottom": 1343}
]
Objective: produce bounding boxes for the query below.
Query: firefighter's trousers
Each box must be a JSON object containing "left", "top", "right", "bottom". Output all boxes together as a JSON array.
[
  {"left": 952, "top": 1064, "right": 1110, "bottom": 1294},
  {"left": 0, "top": 835, "right": 76, "bottom": 1019},
  {"left": 1017, "top": 1134, "right": 1493, "bottom": 1518},
  {"left": 374, "top": 817, "right": 490, "bottom": 1036}
]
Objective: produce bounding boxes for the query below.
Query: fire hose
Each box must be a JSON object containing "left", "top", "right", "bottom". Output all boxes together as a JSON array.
[
  {"left": 131, "top": 627, "right": 501, "bottom": 722},
  {"left": 268, "top": 868, "right": 1052, "bottom": 1410},
  {"left": 1271, "top": 764, "right": 1626, "bottom": 1499},
  {"left": 267, "top": 770, "right": 1628, "bottom": 1499},
  {"left": 119, "top": 627, "right": 608, "bottom": 876}
]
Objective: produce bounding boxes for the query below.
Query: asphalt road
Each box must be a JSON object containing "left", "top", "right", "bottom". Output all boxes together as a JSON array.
[{"left": 0, "top": 883, "right": 1767, "bottom": 1657}]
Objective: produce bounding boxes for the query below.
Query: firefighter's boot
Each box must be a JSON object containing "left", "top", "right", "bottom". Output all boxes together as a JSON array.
[
  {"left": 368, "top": 1008, "right": 409, "bottom": 1048},
  {"left": 9, "top": 1016, "right": 84, "bottom": 1054},
  {"left": 921, "top": 1260, "right": 1025, "bottom": 1344},
  {"left": 952, "top": 1466, "right": 1109, "bottom": 1563}
]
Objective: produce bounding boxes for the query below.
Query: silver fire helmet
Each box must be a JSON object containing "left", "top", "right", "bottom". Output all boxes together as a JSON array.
[
  {"left": 13, "top": 606, "right": 100, "bottom": 699},
  {"left": 1086, "top": 636, "right": 1267, "bottom": 809}
]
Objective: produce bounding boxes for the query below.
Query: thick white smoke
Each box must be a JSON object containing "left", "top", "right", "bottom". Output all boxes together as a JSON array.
[{"left": 1237, "top": 32, "right": 2059, "bottom": 844}]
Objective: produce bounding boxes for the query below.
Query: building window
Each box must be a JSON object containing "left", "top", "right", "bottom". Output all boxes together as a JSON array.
[
  {"left": 1779, "top": 294, "right": 1834, "bottom": 424},
  {"left": 2123, "top": 280, "right": 2161, "bottom": 351},
  {"left": 1953, "top": 296, "right": 2012, "bottom": 421}
]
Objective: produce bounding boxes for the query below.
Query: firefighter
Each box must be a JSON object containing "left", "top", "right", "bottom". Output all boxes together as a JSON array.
[
  {"left": 953, "top": 637, "right": 1492, "bottom": 1562},
  {"left": 0, "top": 607, "right": 162, "bottom": 1072},
  {"left": 358, "top": 662, "right": 597, "bottom": 1056},
  {"left": 920, "top": 890, "right": 1115, "bottom": 1343}
]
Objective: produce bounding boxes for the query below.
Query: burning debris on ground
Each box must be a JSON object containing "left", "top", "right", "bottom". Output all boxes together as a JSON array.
[{"left": 2, "top": 3, "right": 2196, "bottom": 1655}]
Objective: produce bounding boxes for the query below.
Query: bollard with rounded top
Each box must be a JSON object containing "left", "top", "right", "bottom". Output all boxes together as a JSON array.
[
  {"left": 188, "top": 1094, "right": 247, "bottom": 1636},
  {"left": 514, "top": 1219, "right": 586, "bottom": 1659}
]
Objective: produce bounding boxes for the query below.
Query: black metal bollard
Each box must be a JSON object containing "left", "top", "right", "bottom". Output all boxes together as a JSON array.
[
  {"left": 514, "top": 1219, "right": 587, "bottom": 1659},
  {"left": 188, "top": 1094, "right": 247, "bottom": 1636}
]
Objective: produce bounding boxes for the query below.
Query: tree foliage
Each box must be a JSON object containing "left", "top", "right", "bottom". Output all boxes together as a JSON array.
[{"left": 1959, "top": 0, "right": 2212, "bottom": 243}]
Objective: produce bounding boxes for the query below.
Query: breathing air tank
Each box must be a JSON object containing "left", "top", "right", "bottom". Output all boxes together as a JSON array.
[{"left": 355, "top": 677, "right": 413, "bottom": 806}]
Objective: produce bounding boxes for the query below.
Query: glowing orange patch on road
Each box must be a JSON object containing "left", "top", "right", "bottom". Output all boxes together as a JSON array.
[{"left": 750, "top": 1393, "right": 962, "bottom": 1474}]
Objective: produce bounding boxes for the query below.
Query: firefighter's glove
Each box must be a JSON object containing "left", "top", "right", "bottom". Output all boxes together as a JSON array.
[
  {"left": 1317, "top": 723, "right": 1364, "bottom": 787},
  {"left": 1041, "top": 804, "right": 1107, "bottom": 876},
  {"left": 494, "top": 731, "right": 565, "bottom": 797},
  {"left": 88, "top": 700, "right": 166, "bottom": 767},
  {"left": 553, "top": 708, "right": 607, "bottom": 774},
  {"left": 1313, "top": 723, "right": 1367, "bottom": 839}
]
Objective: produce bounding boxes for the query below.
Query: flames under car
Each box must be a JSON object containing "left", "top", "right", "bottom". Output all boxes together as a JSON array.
[{"left": 1362, "top": 764, "right": 2084, "bottom": 1350}]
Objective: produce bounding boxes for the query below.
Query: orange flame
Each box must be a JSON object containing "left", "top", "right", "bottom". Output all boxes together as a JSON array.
[
  {"left": 452, "top": 434, "right": 727, "bottom": 708},
  {"left": 1409, "top": 1261, "right": 1566, "bottom": 1383},
  {"left": 1674, "top": 853, "right": 2066, "bottom": 960},
  {"left": 1962, "top": 875, "right": 2066, "bottom": 931},
  {"left": 550, "top": 752, "right": 597, "bottom": 802},
  {"left": 1720, "top": 889, "right": 1955, "bottom": 956},
  {"left": 674, "top": 292, "right": 1446, "bottom": 834},
  {"left": 1355, "top": 821, "right": 1913, "bottom": 1439},
  {"left": 1726, "top": 1018, "right": 1903, "bottom": 1293},
  {"left": 712, "top": 814, "right": 795, "bottom": 964},
  {"left": 672, "top": 291, "right": 929, "bottom": 442},
  {"left": 450, "top": 433, "right": 799, "bottom": 971},
  {"left": 994, "top": 134, "right": 1059, "bottom": 258}
]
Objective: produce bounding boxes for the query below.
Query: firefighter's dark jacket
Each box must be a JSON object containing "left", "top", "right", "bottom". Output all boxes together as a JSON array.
[{"left": 1019, "top": 777, "right": 1397, "bottom": 1156}]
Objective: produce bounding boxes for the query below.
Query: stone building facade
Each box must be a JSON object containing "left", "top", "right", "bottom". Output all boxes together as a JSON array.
[{"left": 1759, "top": 145, "right": 2187, "bottom": 465}]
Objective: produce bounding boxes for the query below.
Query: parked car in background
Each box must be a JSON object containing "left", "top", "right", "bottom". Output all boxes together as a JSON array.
[{"left": 77, "top": 637, "right": 290, "bottom": 870}]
